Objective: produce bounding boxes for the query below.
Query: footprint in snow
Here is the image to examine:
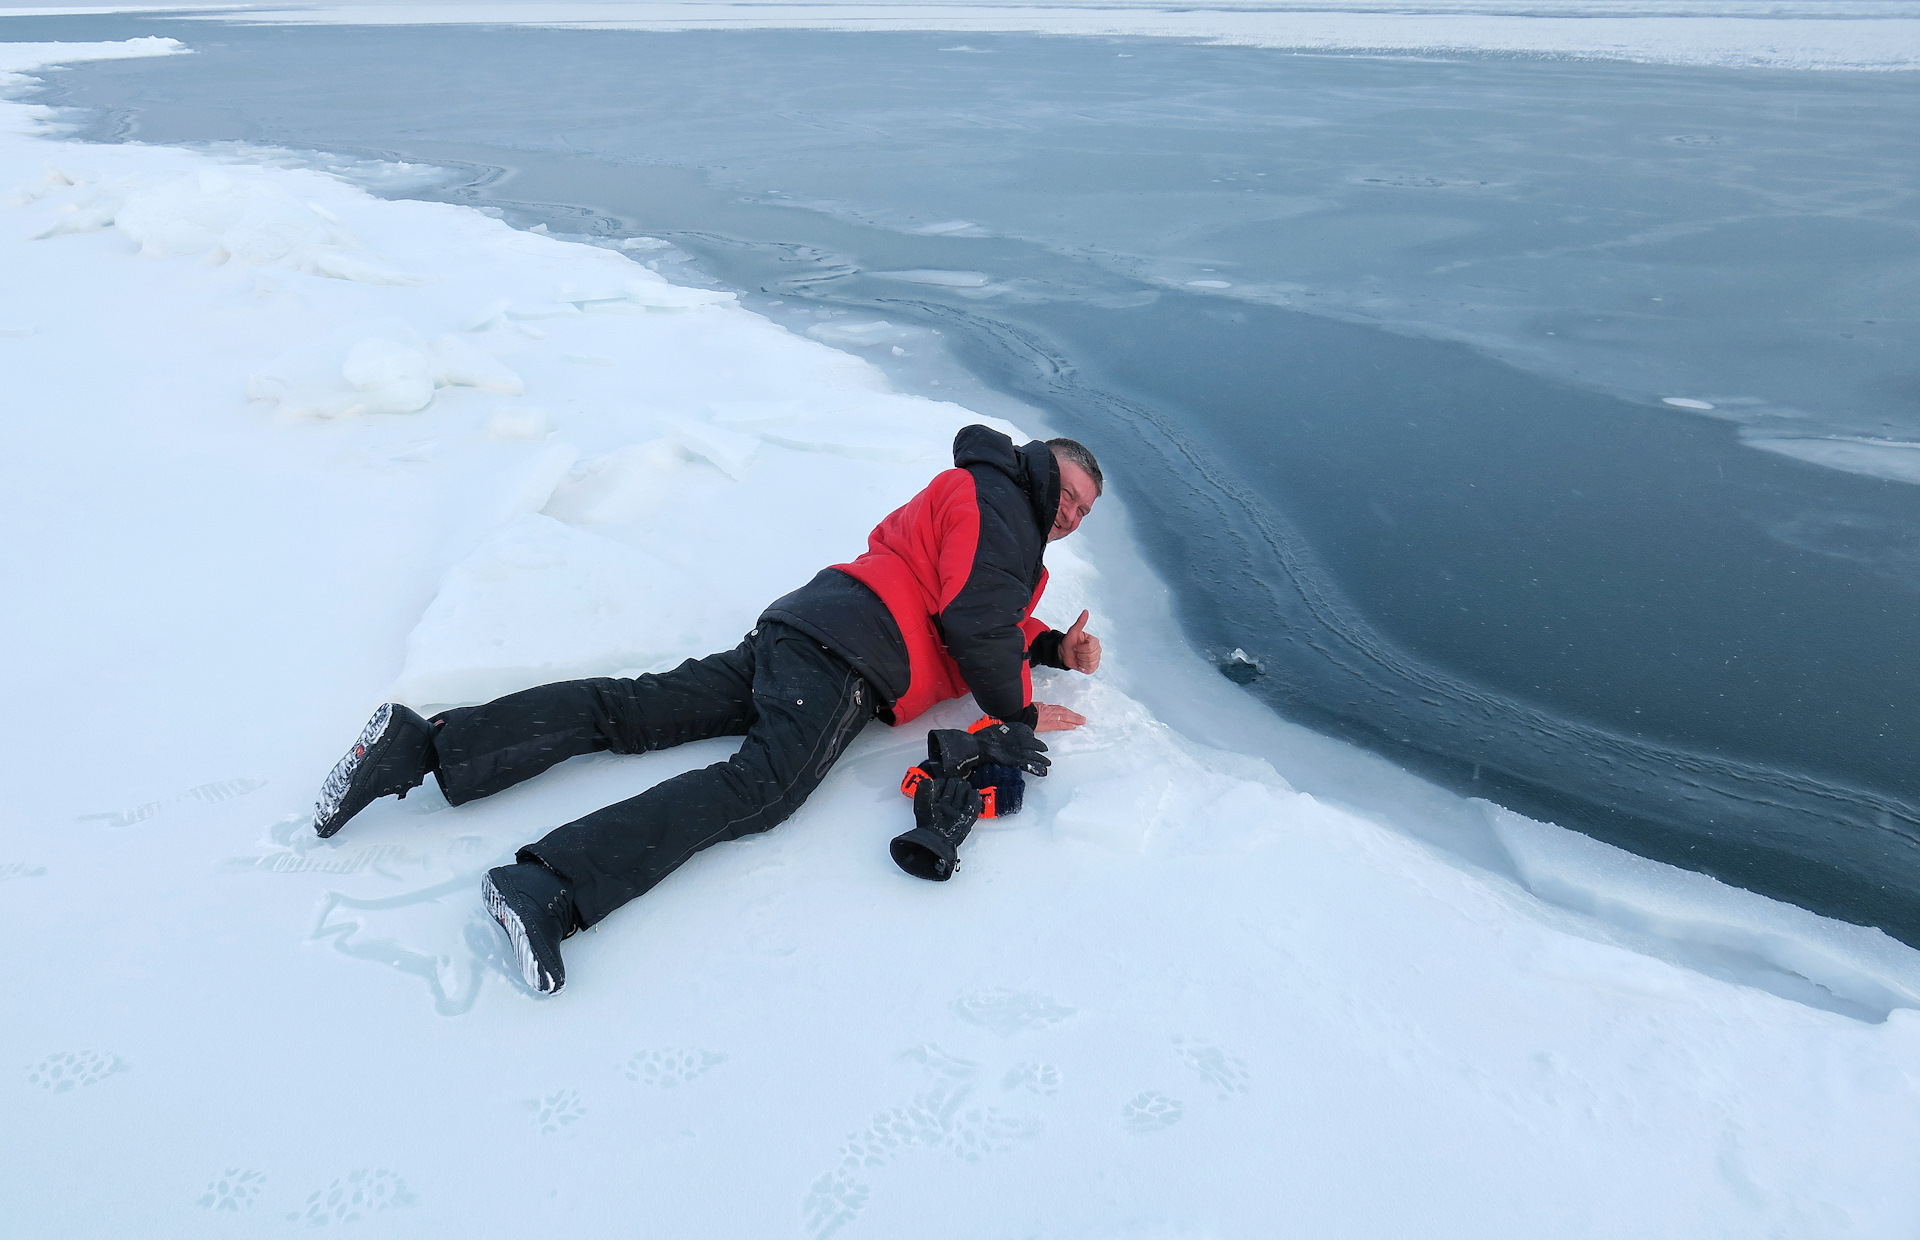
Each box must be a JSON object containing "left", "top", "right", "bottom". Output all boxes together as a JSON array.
[
  {"left": 178, "top": 779, "right": 269, "bottom": 805},
  {"left": 802, "top": 1168, "right": 869, "bottom": 1240},
  {"left": 619, "top": 1047, "right": 728, "bottom": 1088},
  {"left": 224, "top": 814, "right": 431, "bottom": 879},
  {"left": 950, "top": 988, "right": 1076, "bottom": 1035},
  {"left": 78, "top": 778, "right": 266, "bottom": 828},
  {"left": 1121, "top": 1090, "right": 1184, "bottom": 1134},
  {"left": 287, "top": 1169, "right": 417, "bottom": 1225},
  {"left": 27, "top": 1050, "right": 128, "bottom": 1093},
  {"left": 1001, "top": 1062, "right": 1061, "bottom": 1097},
  {"left": 800, "top": 1043, "right": 1044, "bottom": 1239},
  {"left": 1173, "top": 1036, "right": 1251, "bottom": 1099},
  {"left": 804, "top": 1088, "right": 1040, "bottom": 1236},
  {"left": 197, "top": 1168, "right": 266, "bottom": 1212},
  {"left": 902, "top": 1042, "right": 976, "bottom": 1082},
  {"left": 526, "top": 1088, "right": 586, "bottom": 1135}
]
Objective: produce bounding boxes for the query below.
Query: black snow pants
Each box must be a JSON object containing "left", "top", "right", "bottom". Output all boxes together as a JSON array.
[{"left": 428, "top": 622, "right": 876, "bottom": 928}]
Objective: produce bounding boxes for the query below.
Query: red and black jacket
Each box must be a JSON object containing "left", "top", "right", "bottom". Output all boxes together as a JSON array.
[{"left": 762, "top": 425, "right": 1071, "bottom": 726}]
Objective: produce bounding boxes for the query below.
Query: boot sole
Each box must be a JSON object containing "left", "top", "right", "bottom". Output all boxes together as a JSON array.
[
  {"left": 312, "top": 704, "right": 395, "bottom": 839},
  {"left": 483, "top": 873, "right": 565, "bottom": 996}
]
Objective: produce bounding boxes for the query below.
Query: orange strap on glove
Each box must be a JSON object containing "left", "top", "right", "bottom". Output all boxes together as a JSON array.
[{"left": 900, "top": 717, "right": 1023, "bottom": 819}]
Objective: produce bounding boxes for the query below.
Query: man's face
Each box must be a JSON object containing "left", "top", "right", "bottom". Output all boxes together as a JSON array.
[{"left": 1050, "top": 460, "right": 1099, "bottom": 542}]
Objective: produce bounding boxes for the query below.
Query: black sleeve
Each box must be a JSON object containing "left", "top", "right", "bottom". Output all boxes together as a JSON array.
[
  {"left": 1026, "top": 629, "right": 1069, "bottom": 670},
  {"left": 939, "top": 474, "right": 1040, "bottom": 724}
]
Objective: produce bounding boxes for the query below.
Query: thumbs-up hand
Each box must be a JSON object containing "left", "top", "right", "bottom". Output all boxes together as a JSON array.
[{"left": 1061, "top": 609, "right": 1102, "bottom": 674}]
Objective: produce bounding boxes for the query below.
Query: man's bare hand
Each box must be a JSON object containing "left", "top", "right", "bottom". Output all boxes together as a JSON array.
[
  {"left": 1033, "top": 702, "right": 1086, "bottom": 732},
  {"left": 1062, "top": 610, "right": 1102, "bottom": 673}
]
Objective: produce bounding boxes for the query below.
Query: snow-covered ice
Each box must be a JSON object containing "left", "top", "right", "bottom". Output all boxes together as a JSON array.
[
  {"left": 4, "top": 32, "right": 1920, "bottom": 1239},
  {"left": 158, "top": 0, "right": 1920, "bottom": 72}
]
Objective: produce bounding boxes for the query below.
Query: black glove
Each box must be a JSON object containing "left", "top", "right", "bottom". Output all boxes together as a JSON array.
[
  {"left": 974, "top": 720, "right": 1050, "bottom": 777},
  {"left": 925, "top": 721, "right": 1050, "bottom": 780},
  {"left": 890, "top": 776, "right": 982, "bottom": 881}
]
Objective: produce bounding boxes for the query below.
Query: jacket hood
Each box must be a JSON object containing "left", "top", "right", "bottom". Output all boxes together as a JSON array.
[{"left": 953, "top": 424, "right": 1060, "bottom": 537}]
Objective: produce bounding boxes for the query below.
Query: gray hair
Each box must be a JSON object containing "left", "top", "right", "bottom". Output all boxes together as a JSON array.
[{"left": 1047, "top": 437, "right": 1104, "bottom": 496}]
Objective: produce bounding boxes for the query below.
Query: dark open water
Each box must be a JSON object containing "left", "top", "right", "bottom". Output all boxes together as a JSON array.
[{"left": 15, "top": 15, "right": 1920, "bottom": 942}]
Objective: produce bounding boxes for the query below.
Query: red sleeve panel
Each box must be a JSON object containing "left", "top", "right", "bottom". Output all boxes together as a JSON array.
[{"left": 837, "top": 470, "right": 983, "bottom": 723}]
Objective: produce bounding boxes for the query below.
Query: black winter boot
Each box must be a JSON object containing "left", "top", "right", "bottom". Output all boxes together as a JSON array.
[
  {"left": 482, "top": 862, "right": 578, "bottom": 995},
  {"left": 890, "top": 777, "right": 984, "bottom": 881},
  {"left": 312, "top": 703, "right": 435, "bottom": 839}
]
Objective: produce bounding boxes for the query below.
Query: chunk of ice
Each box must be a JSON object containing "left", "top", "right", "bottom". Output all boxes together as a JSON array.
[
  {"left": 663, "top": 416, "right": 759, "bottom": 482},
  {"left": 621, "top": 278, "right": 735, "bottom": 310},
  {"left": 806, "top": 319, "right": 904, "bottom": 348},
  {"left": 869, "top": 269, "right": 991, "bottom": 288},
  {"left": 542, "top": 441, "right": 689, "bottom": 527},
  {"left": 342, "top": 337, "right": 427, "bottom": 390},
  {"left": 459, "top": 299, "right": 512, "bottom": 332},
  {"left": 906, "top": 220, "right": 983, "bottom": 236},
  {"left": 246, "top": 322, "right": 434, "bottom": 418},
  {"left": 505, "top": 301, "right": 581, "bottom": 319},
  {"left": 304, "top": 247, "right": 422, "bottom": 286},
  {"left": 556, "top": 281, "right": 629, "bottom": 303},
  {"left": 428, "top": 334, "right": 523, "bottom": 394},
  {"left": 110, "top": 165, "right": 420, "bottom": 285}
]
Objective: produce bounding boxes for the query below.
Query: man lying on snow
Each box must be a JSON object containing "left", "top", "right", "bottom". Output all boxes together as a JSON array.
[{"left": 310, "top": 425, "right": 1105, "bottom": 996}]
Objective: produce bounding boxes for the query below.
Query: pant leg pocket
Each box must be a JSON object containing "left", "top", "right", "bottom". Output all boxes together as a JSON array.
[{"left": 811, "top": 671, "right": 871, "bottom": 781}]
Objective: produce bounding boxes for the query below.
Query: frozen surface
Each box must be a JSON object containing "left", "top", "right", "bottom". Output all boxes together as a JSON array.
[
  {"left": 37, "top": 18, "right": 1920, "bottom": 934},
  {"left": 157, "top": 0, "right": 1920, "bottom": 71},
  {"left": 6, "top": 35, "right": 1920, "bottom": 1238}
]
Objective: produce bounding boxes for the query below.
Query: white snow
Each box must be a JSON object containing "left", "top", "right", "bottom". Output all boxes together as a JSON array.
[
  {"left": 5, "top": 34, "right": 1920, "bottom": 1240},
  {"left": 146, "top": 0, "right": 1920, "bottom": 72}
]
